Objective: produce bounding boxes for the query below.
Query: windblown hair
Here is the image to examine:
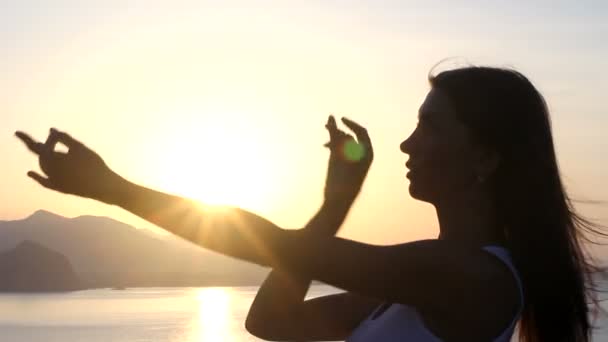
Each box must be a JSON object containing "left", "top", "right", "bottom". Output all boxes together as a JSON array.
[{"left": 429, "top": 65, "right": 606, "bottom": 341}]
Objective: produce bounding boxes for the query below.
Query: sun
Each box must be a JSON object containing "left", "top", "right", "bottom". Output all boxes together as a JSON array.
[{"left": 154, "top": 111, "right": 282, "bottom": 212}]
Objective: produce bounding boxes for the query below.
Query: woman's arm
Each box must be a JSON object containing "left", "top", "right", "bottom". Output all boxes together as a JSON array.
[
  {"left": 93, "top": 176, "right": 510, "bottom": 314},
  {"left": 110, "top": 180, "right": 515, "bottom": 321},
  {"left": 245, "top": 201, "right": 377, "bottom": 341},
  {"left": 247, "top": 116, "right": 374, "bottom": 340},
  {"left": 247, "top": 291, "right": 380, "bottom": 341}
]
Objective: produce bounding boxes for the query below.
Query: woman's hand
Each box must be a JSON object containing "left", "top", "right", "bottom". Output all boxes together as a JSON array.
[
  {"left": 322, "top": 115, "right": 373, "bottom": 205},
  {"left": 15, "top": 128, "right": 124, "bottom": 204}
]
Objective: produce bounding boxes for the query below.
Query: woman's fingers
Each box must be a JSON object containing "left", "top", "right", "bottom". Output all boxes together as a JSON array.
[
  {"left": 341, "top": 117, "right": 373, "bottom": 161},
  {"left": 341, "top": 117, "right": 371, "bottom": 148},
  {"left": 50, "top": 128, "right": 84, "bottom": 149},
  {"left": 16, "top": 128, "right": 84, "bottom": 156},
  {"left": 325, "top": 115, "right": 340, "bottom": 141},
  {"left": 44, "top": 128, "right": 84, "bottom": 152},
  {"left": 324, "top": 115, "right": 349, "bottom": 150},
  {"left": 326, "top": 115, "right": 337, "bottom": 129},
  {"left": 15, "top": 131, "right": 44, "bottom": 155},
  {"left": 44, "top": 130, "right": 60, "bottom": 152},
  {"left": 27, "top": 171, "right": 56, "bottom": 190}
]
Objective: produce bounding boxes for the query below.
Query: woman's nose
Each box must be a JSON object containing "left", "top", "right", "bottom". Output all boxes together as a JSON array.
[{"left": 400, "top": 134, "right": 414, "bottom": 154}]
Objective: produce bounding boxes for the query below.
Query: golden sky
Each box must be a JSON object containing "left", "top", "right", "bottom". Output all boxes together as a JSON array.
[{"left": 2, "top": 1, "right": 607, "bottom": 246}]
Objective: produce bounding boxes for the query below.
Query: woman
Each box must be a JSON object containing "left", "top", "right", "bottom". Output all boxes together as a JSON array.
[{"left": 16, "top": 66, "right": 603, "bottom": 341}]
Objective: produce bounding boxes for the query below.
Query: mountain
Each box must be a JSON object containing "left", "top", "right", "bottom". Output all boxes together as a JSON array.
[
  {"left": 0, "top": 240, "right": 82, "bottom": 291},
  {"left": 0, "top": 210, "right": 269, "bottom": 288}
]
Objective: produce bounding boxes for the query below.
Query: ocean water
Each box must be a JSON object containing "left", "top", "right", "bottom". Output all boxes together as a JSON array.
[
  {"left": 0, "top": 285, "right": 607, "bottom": 341},
  {"left": 0, "top": 286, "right": 341, "bottom": 342}
]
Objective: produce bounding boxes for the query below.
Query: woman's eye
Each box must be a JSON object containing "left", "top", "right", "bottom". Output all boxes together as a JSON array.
[{"left": 420, "top": 119, "right": 437, "bottom": 131}]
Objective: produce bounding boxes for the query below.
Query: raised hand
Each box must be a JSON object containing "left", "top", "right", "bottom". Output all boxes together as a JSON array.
[
  {"left": 15, "top": 128, "right": 123, "bottom": 204},
  {"left": 322, "top": 115, "right": 374, "bottom": 205}
]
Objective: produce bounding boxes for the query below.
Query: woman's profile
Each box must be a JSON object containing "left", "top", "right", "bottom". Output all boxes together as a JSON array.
[{"left": 15, "top": 65, "right": 605, "bottom": 341}]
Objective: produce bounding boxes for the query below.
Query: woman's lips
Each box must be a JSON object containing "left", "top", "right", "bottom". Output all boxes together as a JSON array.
[
  {"left": 405, "top": 161, "right": 421, "bottom": 178},
  {"left": 406, "top": 162, "right": 421, "bottom": 178},
  {"left": 405, "top": 160, "right": 419, "bottom": 169}
]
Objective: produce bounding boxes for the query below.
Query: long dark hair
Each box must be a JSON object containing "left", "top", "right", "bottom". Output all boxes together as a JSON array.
[{"left": 429, "top": 65, "right": 606, "bottom": 341}]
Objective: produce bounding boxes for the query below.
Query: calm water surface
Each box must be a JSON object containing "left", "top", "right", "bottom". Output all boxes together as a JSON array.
[
  {"left": 0, "top": 286, "right": 340, "bottom": 342},
  {"left": 0, "top": 285, "right": 607, "bottom": 341}
]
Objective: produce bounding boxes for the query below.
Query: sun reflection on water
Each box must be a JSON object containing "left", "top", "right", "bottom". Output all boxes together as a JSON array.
[{"left": 191, "top": 287, "right": 235, "bottom": 342}]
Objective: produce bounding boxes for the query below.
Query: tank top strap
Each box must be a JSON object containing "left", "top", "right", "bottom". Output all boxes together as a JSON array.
[{"left": 482, "top": 245, "right": 524, "bottom": 336}]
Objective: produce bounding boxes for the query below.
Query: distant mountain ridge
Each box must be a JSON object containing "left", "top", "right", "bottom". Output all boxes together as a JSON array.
[
  {"left": 0, "top": 240, "right": 82, "bottom": 291},
  {"left": 0, "top": 210, "right": 269, "bottom": 288}
]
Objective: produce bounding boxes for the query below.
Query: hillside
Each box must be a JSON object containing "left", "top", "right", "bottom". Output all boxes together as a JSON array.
[
  {"left": 0, "top": 210, "right": 269, "bottom": 288},
  {"left": 0, "top": 240, "right": 82, "bottom": 291}
]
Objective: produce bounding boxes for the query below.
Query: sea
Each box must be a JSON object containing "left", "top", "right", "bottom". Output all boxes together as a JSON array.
[{"left": 1, "top": 285, "right": 607, "bottom": 342}]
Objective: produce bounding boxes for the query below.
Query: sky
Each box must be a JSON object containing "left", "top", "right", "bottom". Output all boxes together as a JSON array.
[{"left": 1, "top": 0, "right": 608, "bottom": 248}]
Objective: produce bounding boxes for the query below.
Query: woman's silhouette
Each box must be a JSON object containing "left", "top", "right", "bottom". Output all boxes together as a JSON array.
[{"left": 16, "top": 66, "right": 604, "bottom": 341}]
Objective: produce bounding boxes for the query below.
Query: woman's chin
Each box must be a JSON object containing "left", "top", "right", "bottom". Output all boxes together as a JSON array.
[
  {"left": 408, "top": 181, "right": 431, "bottom": 202},
  {"left": 407, "top": 182, "right": 420, "bottom": 198}
]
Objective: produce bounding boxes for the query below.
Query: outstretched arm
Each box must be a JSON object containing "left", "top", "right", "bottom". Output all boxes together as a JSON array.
[
  {"left": 14, "top": 128, "right": 290, "bottom": 257},
  {"left": 108, "top": 177, "right": 509, "bottom": 315}
]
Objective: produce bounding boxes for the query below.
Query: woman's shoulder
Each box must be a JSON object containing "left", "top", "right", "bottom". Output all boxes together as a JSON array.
[{"left": 413, "top": 243, "right": 522, "bottom": 340}]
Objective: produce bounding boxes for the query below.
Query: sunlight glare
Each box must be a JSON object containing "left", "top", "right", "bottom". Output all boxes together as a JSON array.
[
  {"left": 194, "top": 287, "right": 233, "bottom": 342},
  {"left": 155, "top": 109, "right": 281, "bottom": 212}
]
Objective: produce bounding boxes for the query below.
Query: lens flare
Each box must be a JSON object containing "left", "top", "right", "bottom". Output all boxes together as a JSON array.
[{"left": 343, "top": 140, "right": 365, "bottom": 162}]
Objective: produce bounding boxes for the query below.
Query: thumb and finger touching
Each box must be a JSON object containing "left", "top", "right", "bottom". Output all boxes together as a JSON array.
[
  {"left": 45, "top": 128, "right": 83, "bottom": 153},
  {"left": 16, "top": 128, "right": 80, "bottom": 190},
  {"left": 51, "top": 128, "right": 83, "bottom": 149},
  {"left": 16, "top": 128, "right": 82, "bottom": 155}
]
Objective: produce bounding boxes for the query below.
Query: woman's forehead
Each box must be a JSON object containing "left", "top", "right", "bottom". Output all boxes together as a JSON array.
[
  {"left": 419, "top": 88, "right": 458, "bottom": 123},
  {"left": 418, "top": 88, "right": 453, "bottom": 118}
]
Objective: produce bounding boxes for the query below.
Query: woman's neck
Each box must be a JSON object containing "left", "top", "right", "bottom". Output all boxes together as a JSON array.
[{"left": 434, "top": 190, "right": 504, "bottom": 247}]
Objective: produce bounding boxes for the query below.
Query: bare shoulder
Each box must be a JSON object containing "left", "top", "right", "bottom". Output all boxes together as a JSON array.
[{"left": 419, "top": 245, "right": 521, "bottom": 340}]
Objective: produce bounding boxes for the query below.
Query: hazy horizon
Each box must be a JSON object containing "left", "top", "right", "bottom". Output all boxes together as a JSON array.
[{"left": 2, "top": 1, "right": 608, "bottom": 249}]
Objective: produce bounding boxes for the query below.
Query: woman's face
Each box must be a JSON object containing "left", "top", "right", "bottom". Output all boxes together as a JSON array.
[{"left": 400, "top": 88, "right": 489, "bottom": 204}]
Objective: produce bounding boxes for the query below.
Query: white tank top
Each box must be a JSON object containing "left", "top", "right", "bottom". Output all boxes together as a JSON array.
[{"left": 346, "top": 246, "right": 523, "bottom": 342}]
